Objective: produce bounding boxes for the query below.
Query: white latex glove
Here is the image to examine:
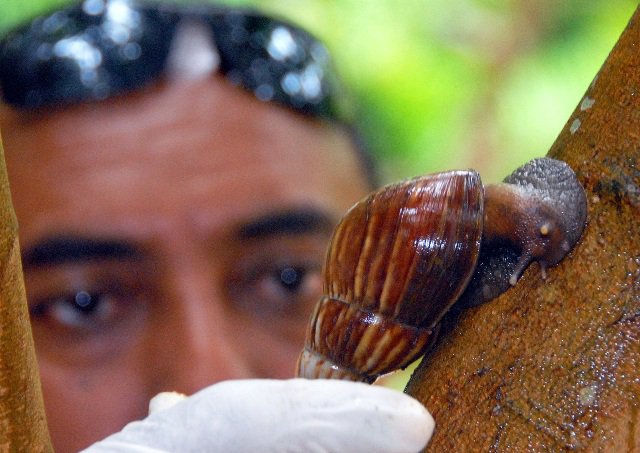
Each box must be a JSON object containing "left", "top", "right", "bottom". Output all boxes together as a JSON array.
[{"left": 82, "top": 378, "right": 434, "bottom": 453}]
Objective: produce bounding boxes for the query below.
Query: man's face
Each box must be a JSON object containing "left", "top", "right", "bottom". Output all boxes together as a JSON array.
[{"left": 1, "top": 76, "right": 371, "bottom": 452}]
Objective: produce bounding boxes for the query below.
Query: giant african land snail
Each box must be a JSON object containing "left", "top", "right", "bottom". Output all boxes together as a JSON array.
[{"left": 296, "top": 157, "right": 587, "bottom": 383}]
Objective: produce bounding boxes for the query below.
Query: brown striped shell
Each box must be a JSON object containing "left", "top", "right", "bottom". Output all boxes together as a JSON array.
[{"left": 297, "top": 170, "right": 484, "bottom": 382}]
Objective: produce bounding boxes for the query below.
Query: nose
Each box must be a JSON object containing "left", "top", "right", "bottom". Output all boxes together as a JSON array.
[{"left": 143, "top": 252, "right": 252, "bottom": 396}]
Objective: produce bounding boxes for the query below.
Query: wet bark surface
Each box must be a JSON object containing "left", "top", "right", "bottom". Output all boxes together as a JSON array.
[{"left": 407, "top": 7, "right": 640, "bottom": 452}]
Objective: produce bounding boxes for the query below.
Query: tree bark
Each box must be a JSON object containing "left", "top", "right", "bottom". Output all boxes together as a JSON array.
[
  {"left": 406, "top": 6, "right": 640, "bottom": 451},
  {"left": 0, "top": 137, "right": 52, "bottom": 451}
]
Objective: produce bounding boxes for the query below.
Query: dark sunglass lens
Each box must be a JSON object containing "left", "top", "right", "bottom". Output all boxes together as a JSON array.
[
  {"left": 209, "top": 12, "right": 338, "bottom": 116},
  {"left": 1, "top": 1, "right": 348, "bottom": 121},
  {"left": 0, "top": 0, "right": 177, "bottom": 108}
]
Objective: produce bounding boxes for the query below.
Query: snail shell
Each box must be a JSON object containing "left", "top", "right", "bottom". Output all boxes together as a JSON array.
[
  {"left": 297, "top": 157, "right": 587, "bottom": 383},
  {"left": 298, "top": 171, "right": 484, "bottom": 382}
]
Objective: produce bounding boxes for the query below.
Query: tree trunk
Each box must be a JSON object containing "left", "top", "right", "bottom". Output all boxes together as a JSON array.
[
  {"left": 0, "top": 137, "right": 52, "bottom": 451},
  {"left": 406, "top": 6, "right": 640, "bottom": 451}
]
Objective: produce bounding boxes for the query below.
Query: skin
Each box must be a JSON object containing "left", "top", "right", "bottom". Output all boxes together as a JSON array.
[{"left": 0, "top": 75, "right": 371, "bottom": 452}]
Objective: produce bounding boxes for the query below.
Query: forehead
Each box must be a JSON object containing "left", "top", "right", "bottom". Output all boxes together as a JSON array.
[{"left": 1, "top": 76, "right": 369, "bottom": 241}]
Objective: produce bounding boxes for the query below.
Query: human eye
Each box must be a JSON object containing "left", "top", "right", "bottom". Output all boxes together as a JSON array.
[
  {"left": 228, "top": 252, "right": 324, "bottom": 319},
  {"left": 25, "top": 266, "right": 150, "bottom": 364},
  {"left": 30, "top": 287, "right": 131, "bottom": 334},
  {"left": 255, "top": 261, "right": 322, "bottom": 309}
]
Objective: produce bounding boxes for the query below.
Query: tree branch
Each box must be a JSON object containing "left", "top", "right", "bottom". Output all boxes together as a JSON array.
[
  {"left": 406, "top": 6, "right": 640, "bottom": 451},
  {"left": 0, "top": 138, "right": 52, "bottom": 451}
]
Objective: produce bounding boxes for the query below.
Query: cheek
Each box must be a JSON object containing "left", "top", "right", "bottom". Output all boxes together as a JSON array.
[
  {"left": 38, "top": 353, "right": 151, "bottom": 450},
  {"left": 230, "top": 311, "right": 310, "bottom": 379}
]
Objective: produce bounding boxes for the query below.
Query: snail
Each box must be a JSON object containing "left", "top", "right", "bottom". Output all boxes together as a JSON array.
[{"left": 296, "top": 157, "right": 587, "bottom": 383}]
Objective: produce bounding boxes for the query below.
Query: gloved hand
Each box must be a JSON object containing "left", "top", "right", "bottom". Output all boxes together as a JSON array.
[{"left": 82, "top": 378, "right": 434, "bottom": 453}]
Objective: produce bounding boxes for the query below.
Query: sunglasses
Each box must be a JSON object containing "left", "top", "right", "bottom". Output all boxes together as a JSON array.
[{"left": 0, "top": 0, "right": 349, "bottom": 121}]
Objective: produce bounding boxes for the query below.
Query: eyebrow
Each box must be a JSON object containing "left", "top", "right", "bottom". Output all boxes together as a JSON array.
[
  {"left": 21, "top": 209, "right": 336, "bottom": 267},
  {"left": 238, "top": 208, "right": 336, "bottom": 240},
  {"left": 22, "top": 235, "right": 141, "bottom": 268}
]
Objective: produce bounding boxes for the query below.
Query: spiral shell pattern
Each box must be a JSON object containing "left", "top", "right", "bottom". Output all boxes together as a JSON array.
[{"left": 297, "top": 170, "right": 484, "bottom": 382}]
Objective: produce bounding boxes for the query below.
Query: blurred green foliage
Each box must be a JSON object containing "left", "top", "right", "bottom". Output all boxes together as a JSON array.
[{"left": 1, "top": 0, "right": 637, "bottom": 182}]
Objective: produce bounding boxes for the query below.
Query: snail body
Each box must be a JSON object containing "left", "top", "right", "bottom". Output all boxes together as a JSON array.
[{"left": 296, "top": 158, "right": 587, "bottom": 383}]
